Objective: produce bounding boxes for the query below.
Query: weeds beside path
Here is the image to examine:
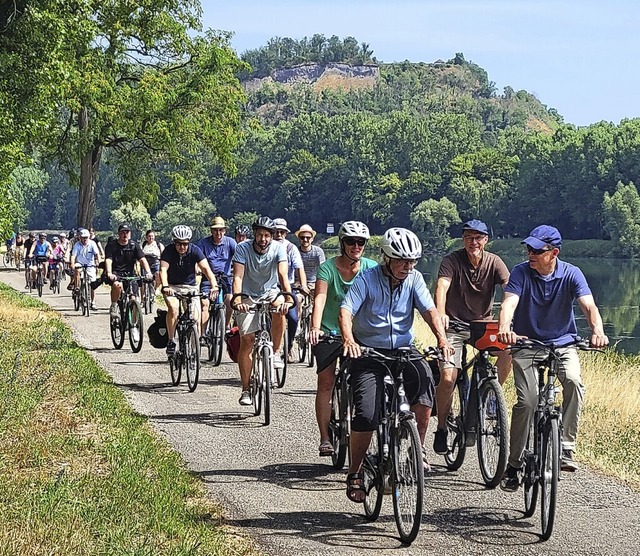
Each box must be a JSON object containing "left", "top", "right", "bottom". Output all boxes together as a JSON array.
[{"left": 0, "top": 283, "right": 257, "bottom": 555}]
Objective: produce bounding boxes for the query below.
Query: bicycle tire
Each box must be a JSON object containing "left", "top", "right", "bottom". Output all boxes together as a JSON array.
[
  {"left": 329, "top": 379, "right": 348, "bottom": 470},
  {"left": 204, "top": 314, "right": 215, "bottom": 362},
  {"left": 185, "top": 324, "right": 201, "bottom": 392},
  {"left": 477, "top": 379, "right": 509, "bottom": 487},
  {"left": 392, "top": 419, "right": 424, "bottom": 545},
  {"left": 540, "top": 418, "right": 560, "bottom": 540},
  {"left": 110, "top": 304, "right": 126, "bottom": 349},
  {"left": 128, "top": 300, "right": 144, "bottom": 353},
  {"left": 143, "top": 282, "right": 154, "bottom": 314},
  {"left": 169, "top": 354, "right": 182, "bottom": 386},
  {"left": 3, "top": 252, "right": 10, "bottom": 267},
  {"left": 82, "top": 278, "right": 91, "bottom": 317},
  {"left": 297, "top": 315, "right": 308, "bottom": 363},
  {"left": 523, "top": 423, "right": 538, "bottom": 517},
  {"left": 37, "top": 272, "right": 43, "bottom": 297},
  {"left": 444, "top": 378, "right": 467, "bottom": 470},
  {"left": 252, "top": 351, "right": 263, "bottom": 417},
  {"left": 212, "top": 305, "right": 225, "bottom": 366},
  {"left": 262, "top": 346, "right": 271, "bottom": 426},
  {"left": 275, "top": 327, "right": 288, "bottom": 388},
  {"left": 307, "top": 337, "right": 315, "bottom": 367},
  {"left": 362, "top": 428, "right": 384, "bottom": 521}
]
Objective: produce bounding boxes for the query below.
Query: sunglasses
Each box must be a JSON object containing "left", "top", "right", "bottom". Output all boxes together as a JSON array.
[
  {"left": 299, "top": 236, "right": 313, "bottom": 241},
  {"left": 175, "top": 241, "right": 189, "bottom": 247},
  {"left": 527, "top": 245, "right": 553, "bottom": 255},
  {"left": 343, "top": 238, "right": 366, "bottom": 247}
]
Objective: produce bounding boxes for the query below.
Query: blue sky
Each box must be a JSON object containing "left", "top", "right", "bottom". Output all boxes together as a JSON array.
[{"left": 201, "top": 0, "right": 640, "bottom": 126}]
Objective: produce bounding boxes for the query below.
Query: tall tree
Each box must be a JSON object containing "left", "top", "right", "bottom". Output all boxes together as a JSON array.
[{"left": 0, "top": 0, "right": 246, "bottom": 229}]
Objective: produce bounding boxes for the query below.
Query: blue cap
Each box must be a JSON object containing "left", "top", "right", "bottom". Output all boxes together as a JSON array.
[
  {"left": 521, "top": 225, "right": 562, "bottom": 250},
  {"left": 462, "top": 219, "right": 489, "bottom": 235}
]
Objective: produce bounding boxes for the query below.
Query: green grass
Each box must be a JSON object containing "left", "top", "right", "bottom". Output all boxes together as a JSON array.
[{"left": 0, "top": 283, "right": 257, "bottom": 555}]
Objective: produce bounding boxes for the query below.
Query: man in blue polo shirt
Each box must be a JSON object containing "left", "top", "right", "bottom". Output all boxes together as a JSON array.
[
  {"left": 196, "top": 216, "right": 237, "bottom": 335},
  {"left": 497, "top": 224, "right": 609, "bottom": 491},
  {"left": 339, "top": 227, "right": 452, "bottom": 503}
]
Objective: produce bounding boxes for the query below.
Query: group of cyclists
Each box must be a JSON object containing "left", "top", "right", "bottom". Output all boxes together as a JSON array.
[{"left": 4, "top": 214, "right": 610, "bottom": 539}]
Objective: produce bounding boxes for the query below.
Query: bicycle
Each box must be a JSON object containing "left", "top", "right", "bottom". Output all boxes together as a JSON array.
[
  {"left": 141, "top": 277, "right": 156, "bottom": 315},
  {"left": 358, "top": 346, "right": 442, "bottom": 545},
  {"left": 203, "top": 279, "right": 226, "bottom": 365},
  {"left": 48, "top": 260, "right": 63, "bottom": 295},
  {"left": 512, "top": 337, "right": 602, "bottom": 540},
  {"left": 33, "top": 256, "right": 48, "bottom": 297},
  {"left": 110, "top": 276, "right": 145, "bottom": 353},
  {"left": 72, "top": 264, "right": 95, "bottom": 317},
  {"left": 168, "top": 290, "right": 206, "bottom": 392},
  {"left": 3, "top": 246, "right": 14, "bottom": 268},
  {"left": 231, "top": 291, "right": 294, "bottom": 426},
  {"left": 295, "top": 289, "right": 314, "bottom": 367},
  {"left": 443, "top": 320, "right": 509, "bottom": 487}
]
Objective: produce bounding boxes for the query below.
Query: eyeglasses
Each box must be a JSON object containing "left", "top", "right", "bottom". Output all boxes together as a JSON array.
[
  {"left": 463, "top": 234, "right": 487, "bottom": 243},
  {"left": 299, "top": 236, "right": 313, "bottom": 241},
  {"left": 392, "top": 258, "right": 418, "bottom": 268},
  {"left": 343, "top": 238, "right": 366, "bottom": 247},
  {"left": 274, "top": 230, "right": 287, "bottom": 235},
  {"left": 175, "top": 241, "right": 189, "bottom": 247},
  {"left": 527, "top": 245, "right": 553, "bottom": 255}
]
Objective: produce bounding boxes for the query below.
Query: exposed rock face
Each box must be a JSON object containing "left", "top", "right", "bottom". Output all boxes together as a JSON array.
[{"left": 244, "top": 63, "right": 379, "bottom": 92}]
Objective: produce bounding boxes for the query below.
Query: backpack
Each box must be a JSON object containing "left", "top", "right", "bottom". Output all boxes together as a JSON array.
[
  {"left": 225, "top": 326, "right": 241, "bottom": 362},
  {"left": 147, "top": 309, "right": 168, "bottom": 348}
]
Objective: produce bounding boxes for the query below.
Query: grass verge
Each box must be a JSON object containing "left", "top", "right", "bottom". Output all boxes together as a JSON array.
[
  {"left": 414, "top": 316, "right": 640, "bottom": 491},
  {"left": 0, "top": 283, "right": 257, "bottom": 555}
]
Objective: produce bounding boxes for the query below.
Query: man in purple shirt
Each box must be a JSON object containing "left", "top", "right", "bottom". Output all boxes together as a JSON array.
[{"left": 497, "top": 225, "right": 608, "bottom": 491}]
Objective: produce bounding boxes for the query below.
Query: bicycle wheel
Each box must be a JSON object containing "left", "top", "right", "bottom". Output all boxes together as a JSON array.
[
  {"left": 477, "top": 379, "right": 509, "bottom": 487},
  {"left": 444, "top": 378, "right": 467, "bottom": 470},
  {"left": 3, "top": 251, "right": 10, "bottom": 267},
  {"left": 204, "top": 314, "right": 215, "bottom": 362},
  {"left": 329, "top": 379, "right": 348, "bottom": 470},
  {"left": 37, "top": 272, "right": 43, "bottom": 297},
  {"left": 110, "top": 305, "right": 126, "bottom": 349},
  {"left": 82, "top": 279, "right": 91, "bottom": 316},
  {"left": 297, "top": 316, "right": 308, "bottom": 363},
  {"left": 185, "top": 324, "right": 201, "bottom": 392},
  {"left": 251, "top": 348, "right": 263, "bottom": 417},
  {"left": 212, "top": 305, "right": 225, "bottom": 366},
  {"left": 392, "top": 419, "right": 424, "bottom": 545},
  {"left": 540, "top": 418, "right": 560, "bottom": 540},
  {"left": 127, "top": 300, "right": 144, "bottom": 353},
  {"left": 169, "top": 353, "right": 182, "bottom": 386},
  {"left": 262, "top": 346, "right": 271, "bottom": 426},
  {"left": 143, "top": 282, "right": 153, "bottom": 314},
  {"left": 523, "top": 423, "right": 539, "bottom": 518},
  {"left": 362, "top": 428, "right": 384, "bottom": 521}
]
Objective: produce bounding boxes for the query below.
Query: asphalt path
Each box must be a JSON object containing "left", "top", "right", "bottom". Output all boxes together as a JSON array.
[{"left": 2, "top": 267, "right": 639, "bottom": 555}]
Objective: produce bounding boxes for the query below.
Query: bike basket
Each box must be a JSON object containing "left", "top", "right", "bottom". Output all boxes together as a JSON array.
[
  {"left": 225, "top": 326, "right": 241, "bottom": 363},
  {"left": 147, "top": 309, "right": 168, "bottom": 348},
  {"left": 469, "top": 320, "right": 507, "bottom": 351}
]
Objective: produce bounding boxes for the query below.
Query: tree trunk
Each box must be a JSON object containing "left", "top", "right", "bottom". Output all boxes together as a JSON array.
[{"left": 76, "top": 106, "right": 102, "bottom": 229}]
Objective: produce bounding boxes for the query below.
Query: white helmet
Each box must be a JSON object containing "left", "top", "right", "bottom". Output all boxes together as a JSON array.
[
  {"left": 172, "top": 225, "right": 192, "bottom": 241},
  {"left": 338, "top": 221, "right": 370, "bottom": 240},
  {"left": 381, "top": 228, "right": 422, "bottom": 259}
]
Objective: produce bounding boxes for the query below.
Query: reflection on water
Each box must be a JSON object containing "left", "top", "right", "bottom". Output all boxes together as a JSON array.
[{"left": 419, "top": 256, "right": 640, "bottom": 354}]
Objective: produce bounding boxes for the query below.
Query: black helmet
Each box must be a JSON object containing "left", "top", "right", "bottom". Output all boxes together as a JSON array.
[
  {"left": 252, "top": 216, "right": 275, "bottom": 233},
  {"left": 235, "top": 224, "right": 251, "bottom": 237}
]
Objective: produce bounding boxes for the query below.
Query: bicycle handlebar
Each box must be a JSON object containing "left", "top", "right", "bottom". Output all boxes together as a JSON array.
[
  {"left": 230, "top": 291, "right": 295, "bottom": 311},
  {"left": 359, "top": 345, "right": 445, "bottom": 362},
  {"left": 511, "top": 336, "right": 606, "bottom": 354}
]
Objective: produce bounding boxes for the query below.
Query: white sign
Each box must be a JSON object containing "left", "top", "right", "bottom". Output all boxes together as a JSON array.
[{"left": 326, "top": 222, "right": 335, "bottom": 234}]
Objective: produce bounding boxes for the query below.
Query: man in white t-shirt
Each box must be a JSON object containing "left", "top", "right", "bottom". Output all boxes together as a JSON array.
[{"left": 231, "top": 217, "right": 293, "bottom": 406}]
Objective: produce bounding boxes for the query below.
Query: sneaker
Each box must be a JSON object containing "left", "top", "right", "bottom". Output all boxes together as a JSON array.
[
  {"left": 43, "top": 278, "right": 48, "bottom": 284},
  {"left": 273, "top": 353, "right": 285, "bottom": 370},
  {"left": 66, "top": 283, "right": 74, "bottom": 291},
  {"left": 90, "top": 302, "right": 97, "bottom": 311},
  {"left": 500, "top": 464, "right": 521, "bottom": 492},
  {"left": 288, "top": 344, "right": 299, "bottom": 363},
  {"left": 166, "top": 339, "right": 176, "bottom": 356},
  {"left": 561, "top": 449, "right": 579, "bottom": 472},
  {"left": 239, "top": 390, "right": 252, "bottom": 406},
  {"left": 433, "top": 428, "right": 448, "bottom": 455}
]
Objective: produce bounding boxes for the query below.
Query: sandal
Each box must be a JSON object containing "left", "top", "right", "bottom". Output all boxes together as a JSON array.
[
  {"left": 346, "top": 471, "right": 366, "bottom": 503},
  {"left": 319, "top": 441, "right": 334, "bottom": 457}
]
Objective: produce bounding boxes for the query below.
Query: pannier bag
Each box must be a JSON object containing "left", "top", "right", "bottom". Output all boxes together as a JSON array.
[
  {"left": 148, "top": 309, "right": 168, "bottom": 348},
  {"left": 225, "top": 326, "right": 241, "bottom": 363}
]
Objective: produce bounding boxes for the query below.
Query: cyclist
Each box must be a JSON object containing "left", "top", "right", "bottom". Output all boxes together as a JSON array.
[
  {"left": 195, "top": 216, "right": 237, "bottom": 336},
  {"left": 160, "top": 225, "right": 219, "bottom": 356},
  {"left": 48, "top": 236, "right": 65, "bottom": 288},
  {"left": 140, "top": 229, "right": 164, "bottom": 288},
  {"left": 432, "top": 219, "right": 511, "bottom": 455},
  {"left": 231, "top": 216, "right": 293, "bottom": 406},
  {"left": 339, "top": 228, "right": 452, "bottom": 502},
  {"left": 497, "top": 225, "right": 609, "bottom": 491},
  {"left": 28, "top": 233, "right": 52, "bottom": 285},
  {"left": 58, "top": 231, "right": 69, "bottom": 255},
  {"left": 104, "top": 223, "right": 153, "bottom": 319},
  {"left": 234, "top": 224, "right": 251, "bottom": 244},
  {"left": 89, "top": 227, "right": 105, "bottom": 260},
  {"left": 309, "top": 221, "right": 377, "bottom": 457},
  {"left": 14, "top": 232, "right": 24, "bottom": 268},
  {"left": 23, "top": 232, "right": 36, "bottom": 288},
  {"left": 294, "top": 224, "right": 325, "bottom": 287},
  {"left": 273, "top": 217, "right": 308, "bottom": 363},
  {"left": 70, "top": 228, "right": 101, "bottom": 310}
]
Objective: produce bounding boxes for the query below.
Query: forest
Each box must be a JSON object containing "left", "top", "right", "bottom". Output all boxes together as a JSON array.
[{"left": 2, "top": 3, "right": 640, "bottom": 256}]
